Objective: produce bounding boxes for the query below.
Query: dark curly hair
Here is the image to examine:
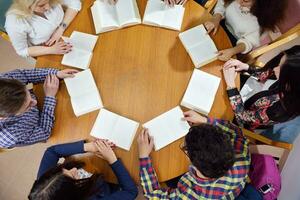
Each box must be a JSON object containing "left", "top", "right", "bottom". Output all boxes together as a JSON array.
[
  {"left": 184, "top": 124, "right": 235, "bottom": 179},
  {"left": 223, "top": 0, "right": 287, "bottom": 31}
]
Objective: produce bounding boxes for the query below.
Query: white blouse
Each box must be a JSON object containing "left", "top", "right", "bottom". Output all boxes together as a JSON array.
[
  {"left": 5, "top": 0, "right": 81, "bottom": 58},
  {"left": 214, "top": 0, "right": 261, "bottom": 53}
]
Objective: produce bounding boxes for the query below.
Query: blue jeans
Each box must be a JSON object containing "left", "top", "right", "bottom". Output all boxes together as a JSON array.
[{"left": 261, "top": 116, "right": 300, "bottom": 143}]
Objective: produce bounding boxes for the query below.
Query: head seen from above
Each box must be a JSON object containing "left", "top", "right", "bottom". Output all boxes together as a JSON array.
[
  {"left": 183, "top": 124, "right": 235, "bottom": 179},
  {"left": 0, "top": 79, "right": 37, "bottom": 118},
  {"left": 7, "top": 0, "right": 60, "bottom": 18},
  {"left": 28, "top": 161, "right": 101, "bottom": 200}
]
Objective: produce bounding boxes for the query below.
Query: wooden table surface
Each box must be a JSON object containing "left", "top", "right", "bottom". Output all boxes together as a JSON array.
[{"left": 35, "top": 0, "right": 235, "bottom": 183}]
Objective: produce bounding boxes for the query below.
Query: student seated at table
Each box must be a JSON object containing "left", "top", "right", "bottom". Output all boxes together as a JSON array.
[
  {"left": 204, "top": 0, "right": 283, "bottom": 61},
  {"left": 0, "top": 68, "right": 77, "bottom": 148},
  {"left": 5, "top": 0, "right": 81, "bottom": 58},
  {"left": 223, "top": 45, "right": 300, "bottom": 130},
  {"left": 28, "top": 140, "right": 138, "bottom": 200},
  {"left": 137, "top": 110, "right": 250, "bottom": 199}
]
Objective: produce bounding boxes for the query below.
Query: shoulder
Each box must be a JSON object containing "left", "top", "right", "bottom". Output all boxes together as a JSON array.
[{"left": 5, "top": 14, "right": 30, "bottom": 30}]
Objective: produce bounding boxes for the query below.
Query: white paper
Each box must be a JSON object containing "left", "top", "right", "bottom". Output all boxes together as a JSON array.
[
  {"left": 181, "top": 69, "right": 220, "bottom": 115},
  {"left": 91, "top": 0, "right": 141, "bottom": 33},
  {"left": 179, "top": 24, "right": 218, "bottom": 67},
  {"left": 64, "top": 69, "right": 103, "bottom": 117},
  {"left": 62, "top": 31, "right": 98, "bottom": 69},
  {"left": 90, "top": 109, "right": 139, "bottom": 150},
  {"left": 143, "top": 0, "right": 184, "bottom": 30},
  {"left": 143, "top": 106, "right": 190, "bottom": 151}
]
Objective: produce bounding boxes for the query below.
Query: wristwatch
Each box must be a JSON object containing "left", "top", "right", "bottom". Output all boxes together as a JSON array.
[{"left": 59, "top": 22, "right": 67, "bottom": 30}]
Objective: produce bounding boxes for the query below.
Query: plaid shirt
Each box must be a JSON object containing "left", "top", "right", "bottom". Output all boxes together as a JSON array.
[
  {"left": 139, "top": 118, "right": 250, "bottom": 200},
  {"left": 0, "top": 68, "right": 58, "bottom": 148}
]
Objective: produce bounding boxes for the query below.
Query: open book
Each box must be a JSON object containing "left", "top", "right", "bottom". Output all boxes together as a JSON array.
[
  {"left": 143, "top": 106, "right": 190, "bottom": 151},
  {"left": 62, "top": 31, "right": 98, "bottom": 70},
  {"left": 90, "top": 109, "right": 139, "bottom": 151},
  {"left": 181, "top": 69, "right": 220, "bottom": 115},
  {"left": 64, "top": 69, "right": 103, "bottom": 117},
  {"left": 179, "top": 24, "right": 218, "bottom": 68},
  {"left": 143, "top": 0, "right": 185, "bottom": 31},
  {"left": 91, "top": 0, "right": 141, "bottom": 34}
]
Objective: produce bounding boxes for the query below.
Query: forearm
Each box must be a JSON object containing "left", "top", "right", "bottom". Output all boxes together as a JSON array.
[
  {"left": 28, "top": 46, "right": 54, "bottom": 57},
  {"left": 212, "top": 13, "right": 223, "bottom": 23},
  {"left": 62, "top": 8, "right": 78, "bottom": 28},
  {"left": 231, "top": 43, "right": 246, "bottom": 55}
]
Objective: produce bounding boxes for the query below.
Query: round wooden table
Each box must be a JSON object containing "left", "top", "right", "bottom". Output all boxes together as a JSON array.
[{"left": 35, "top": 0, "right": 235, "bottom": 183}]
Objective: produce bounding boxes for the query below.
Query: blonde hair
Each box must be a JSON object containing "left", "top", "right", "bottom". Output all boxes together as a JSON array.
[{"left": 6, "top": 0, "right": 61, "bottom": 19}]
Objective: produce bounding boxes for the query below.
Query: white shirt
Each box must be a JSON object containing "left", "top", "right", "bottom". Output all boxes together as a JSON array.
[
  {"left": 214, "top": 0, "right": 260, "bottom": 53},
  {"left": 5, "top": 0, "right": 81, "bottom": 58}
]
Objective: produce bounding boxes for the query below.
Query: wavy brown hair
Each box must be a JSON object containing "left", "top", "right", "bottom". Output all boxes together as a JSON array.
[{"left": 223, "top": 0, "right": 287, "bottom": 31}]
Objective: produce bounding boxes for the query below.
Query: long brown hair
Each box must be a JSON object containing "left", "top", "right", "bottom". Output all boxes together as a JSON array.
[{"left": 223, "top": 0, "right": 288, "bottom": 31}]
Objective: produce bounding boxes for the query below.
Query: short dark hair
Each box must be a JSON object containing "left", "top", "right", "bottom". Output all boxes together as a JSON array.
[
  {"left": 28, "top": 161, "right": 102, "bottom": 200},
  {"left": 185, "top": 124, "right": 235, "bottom": 179},
  {"left": 0, "top": 78, "right": 27, "bottom": 117}
]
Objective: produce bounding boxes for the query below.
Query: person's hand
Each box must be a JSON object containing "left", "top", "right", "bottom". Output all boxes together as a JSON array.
[
  {"left": 164, "top": 0, "right": 176, "bottom": 6},
  {"left": 56, "top": 69, "right": 79, "bottom": 79},
  {"left": 223, "top": 67, "right": 237, "bottom": 88},
  {"left": 176, "top": 0, "right": 188, "bottom": 5},
  {"left": 137, "top": 129, "right": 154, "bottom": 158},
  {"left": 84, "top": 139, "right": 115, "bottom": 153},
  {"left": 218, "top": 48, "right": 236, "bottom": 61},
  {"left": 45, "top": 27, "right": 64, "bottom": 46},
  {"left": 43, "top": 74, "right": 59, "bottom": 97},
  {"left": 48, "top": 41, "right": 72, "bottom": 55},
  {"left": 107, "top": 0, "right": 118, "bottom": 4},
  {"left": 94, "top": 140, "right": 117, "bottom": 164},
  {"left": 183, "top": 110, "right": 207, "bottom": 125},
  {"left": 204, "top": 16, "right": 221, "bottom": 35},
  {"left": 223, "top": 59, "right": 249, "bottom": 71}
]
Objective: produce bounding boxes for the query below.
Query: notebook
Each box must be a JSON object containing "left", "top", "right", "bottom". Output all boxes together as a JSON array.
[
  {"left": 179, "top": 24, "right": 218, "bottom": 68},
  {"left": 91, "top": 0, "right": 141, "bottom": 34},
  {"left": 62, "top": 31, "right": 98, "bottom": 69},
  {"left": 143, "top": 106, "right": 190, "bottom": 151},
  {"left": 90, "top": 109, "right": 139, "bottom": 151},
  {"left": 143, "top": 0, "right": 185, "bottom": 31},
  {"left": 181, "top": 69, "right": 220, "bottom": 115},
  {"left": 64, "top": 69, "right": 103, "bottom": 117}
]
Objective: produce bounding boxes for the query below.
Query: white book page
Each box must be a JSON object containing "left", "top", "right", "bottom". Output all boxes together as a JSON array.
[
  {"left": 161, "top": 5, "right": 184, "bottom": 31},
  {"left": 112, "top": 116, "right": 139, "bottom": 150},
  {"left": 188, "top": 37, "right": 218, "bottom": 67},
  {"left": 70, "top": 31, "right": 98, "bottom": 52},
  {"left": 116, "top": 0, "right": 141, "bottom": 26},
  {"left": 62, "top": 48, "right": 92, "bottom": 69},
  {"left": 179, "top": 24, "right": 208, "bottom": 49},
  {"left": 71, "top": 92, "right": 103, "bottom": 116},
  {"left": 97, "top": 0, "right": 120, "bottom": 28},
  {"left": 181, "top": 70, "right": 220, "bottom": 115},
  {"left": 90, "top": 109, "right": 118, "bottom": 140},
  {"left": 64, "top": 69, "right": 98, "bottom": 98},
  {"left": 91, "top": 1, "right": 103, "bottom": 34},
  {"left": 90, "top": 109, "right": 139, "bottom": 150},
  {"left": 143, "top": 0, "right": 164, "bottom": 26},
  {"left": 143, "top": 106, "right": 190, "bottom": 151}
]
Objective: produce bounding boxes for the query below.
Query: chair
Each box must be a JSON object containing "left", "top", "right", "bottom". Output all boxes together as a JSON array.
[
  {"left": 243, "top": 128, "right": 293, "bottom": 172},
  {"left": 203, "top": 0, "right": 217, "bottom": 13},
  {"left": 0, "top": 0, "right": 12, "bottom": 41}
]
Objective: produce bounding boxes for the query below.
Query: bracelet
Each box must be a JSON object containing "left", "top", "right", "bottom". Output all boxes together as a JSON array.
[{"left": 59, "top": 22, "right": 67, "bottom": 30}]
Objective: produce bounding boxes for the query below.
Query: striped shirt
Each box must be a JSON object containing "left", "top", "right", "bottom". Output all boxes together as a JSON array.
[
  {"left": 139, "top": 118, "right": 250, "bottom": 200},
  {"left": 0, "top": 68, "right": 58, "bottom": 148}
]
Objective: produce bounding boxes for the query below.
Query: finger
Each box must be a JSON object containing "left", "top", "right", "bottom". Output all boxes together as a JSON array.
[
  {"left": 149, "top": 136, "right": 154, "bottom": 147},
  {"left": 213, "top": 26, "right": 218, "bottom": 35}
]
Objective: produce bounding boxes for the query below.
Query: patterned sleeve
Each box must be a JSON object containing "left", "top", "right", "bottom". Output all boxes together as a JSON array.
[
  {"left": 226, "top": 88, "right": 272, "bottom": 130},
  {"left": 139, "top": 157, "right": 179, "bottom": 199},
  {"left": 247, "top": 65, "right": 274, "bottom": 82},
  {"left": 207, "top": 117, "right": 248, "bottom": 156},
  {"left": 17, "top": 96, "right": 56, "bottom": 145},
  {"left": 0, "top": 68, "right": 58, "bottom": 85}
]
